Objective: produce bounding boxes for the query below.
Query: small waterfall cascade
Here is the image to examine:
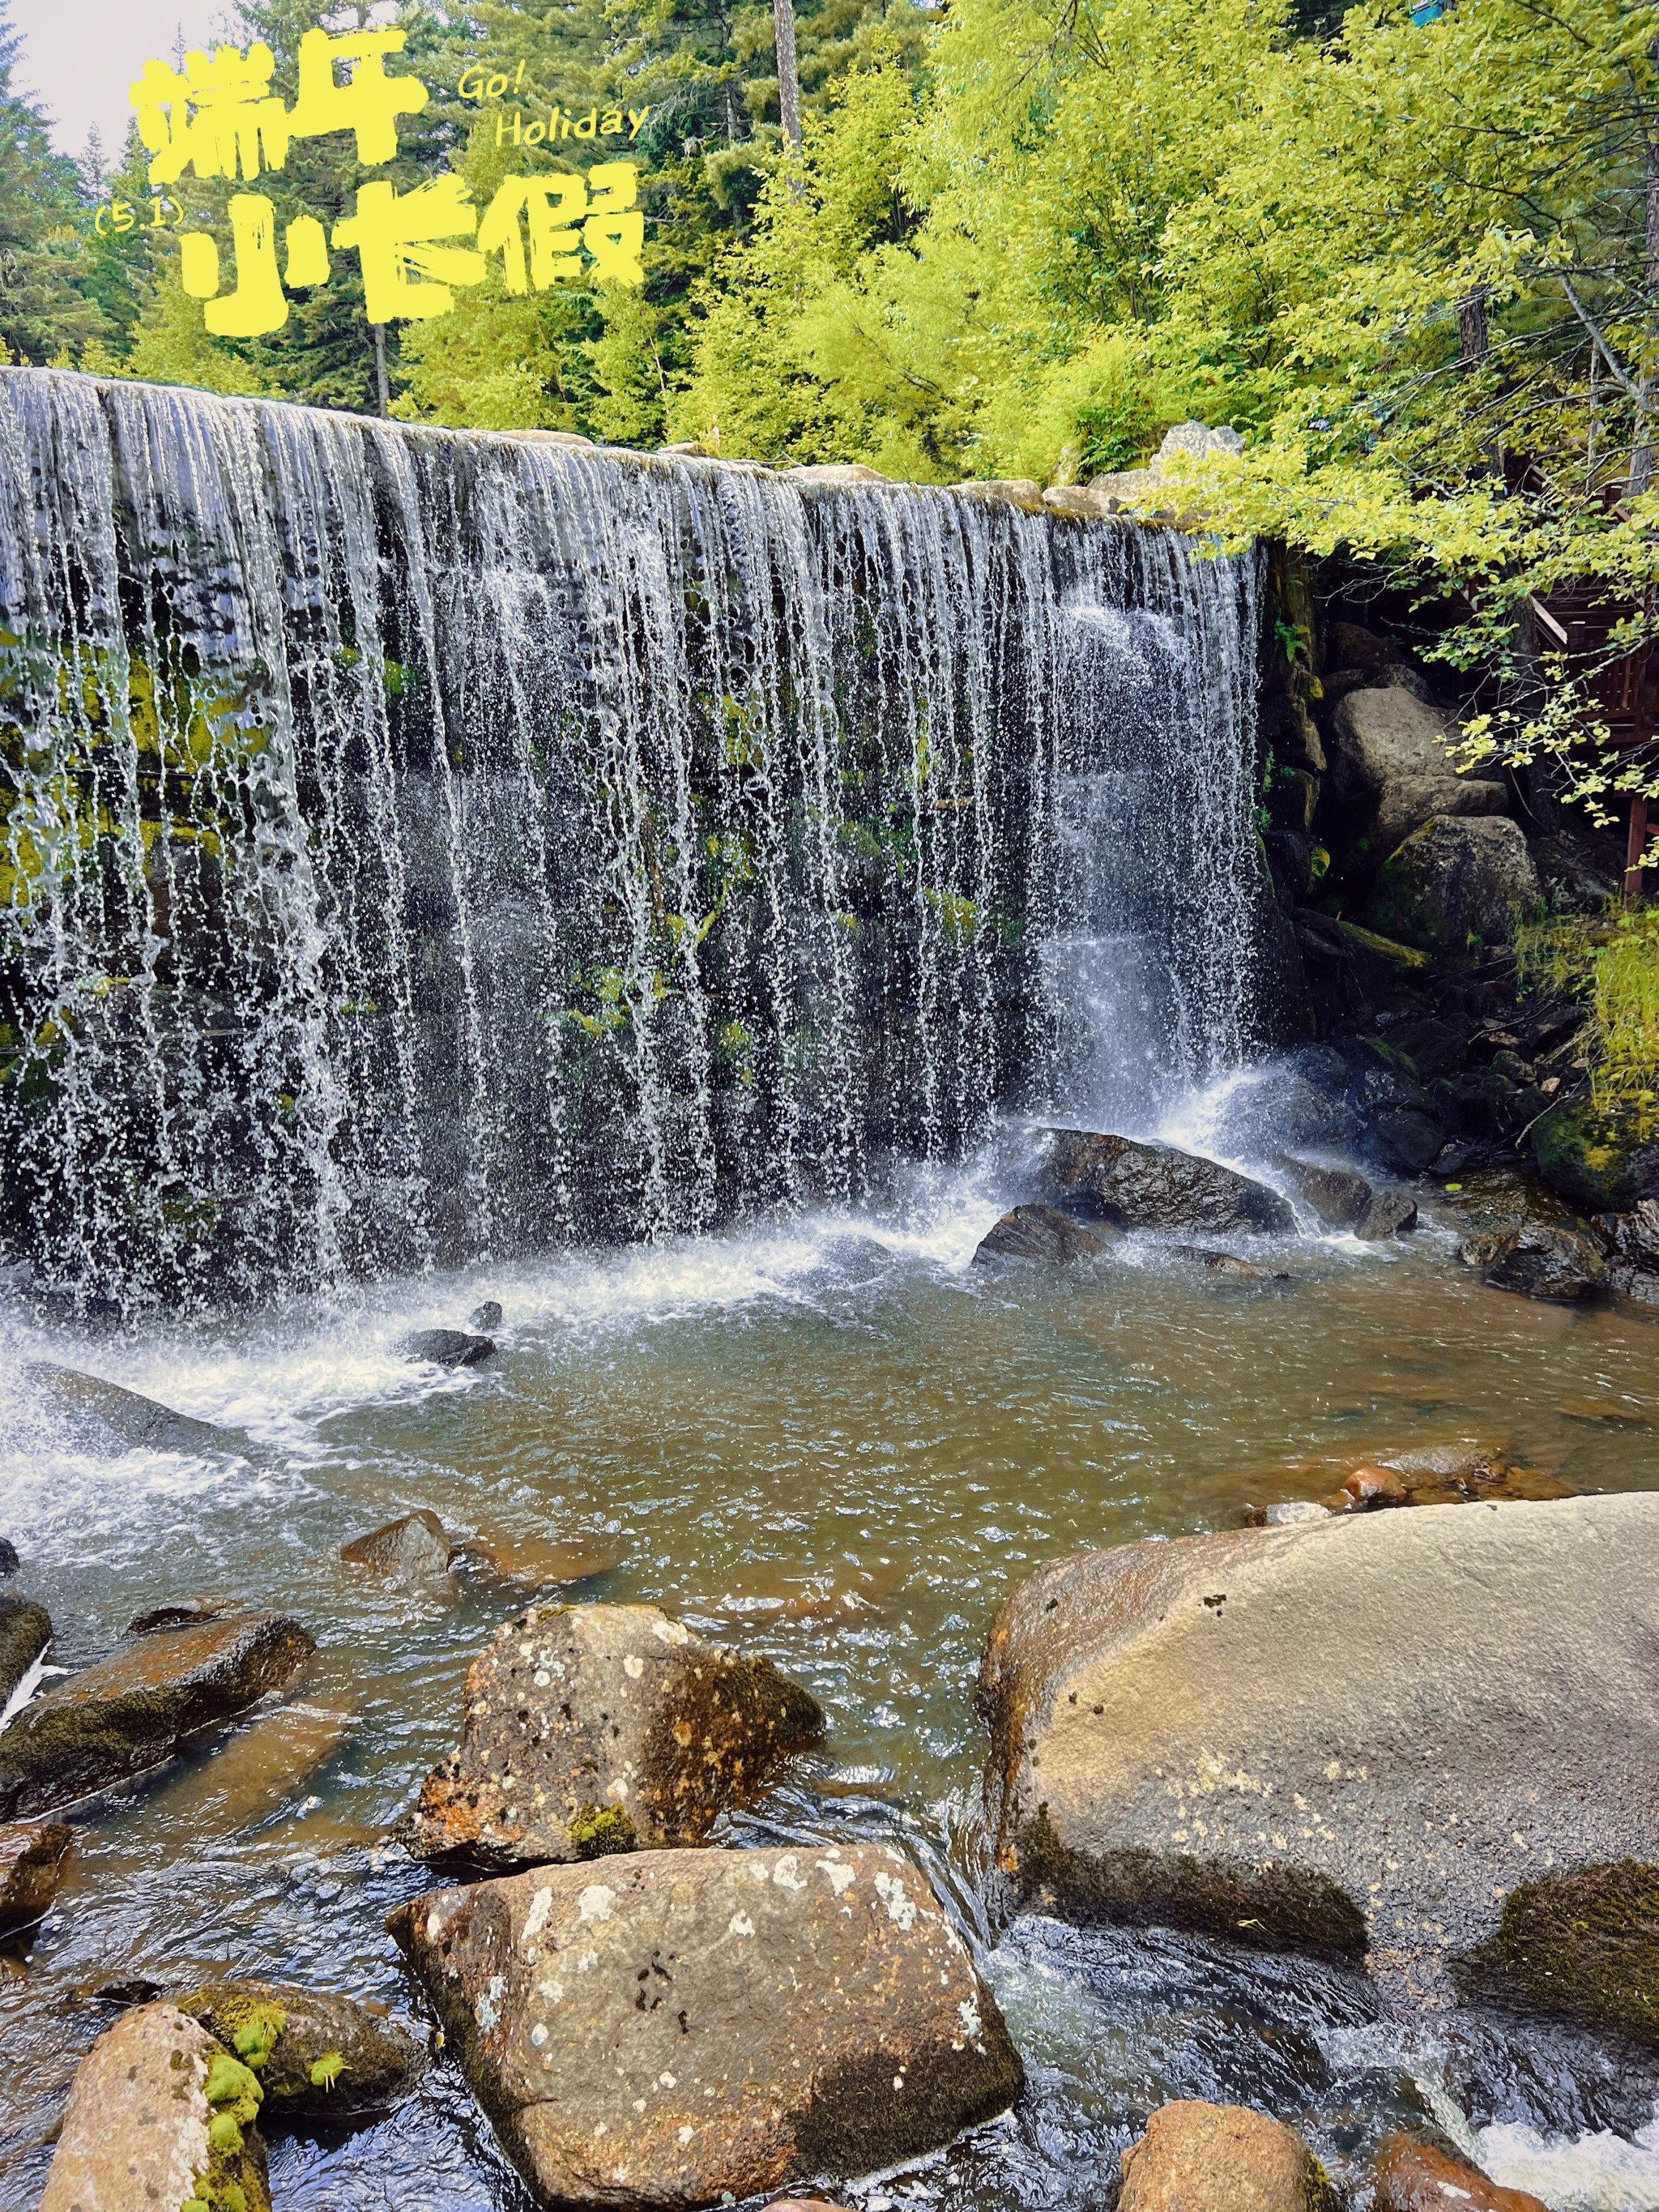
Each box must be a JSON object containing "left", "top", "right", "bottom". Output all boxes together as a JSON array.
[{"left": 0, "top": 369, "right": 1264, "bottom": 1310}]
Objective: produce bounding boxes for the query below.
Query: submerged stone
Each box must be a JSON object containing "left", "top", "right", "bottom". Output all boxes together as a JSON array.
[
  {"left": 23, "top": 1362, "right": 246, "bottom": 1458},
  {"left": 1117, "top": 2101, "right": 1335, "bottom": 2212},
  {"left": 0, "top": 1820, "right": 72, "bottom": 1932},
  {"left": 1039, "top": 1129, "right": 1295, "bottom": 1234},
  {"left": 408, "top": 1602, "right": 823, "bottom": 1868},
  {"left": 175, "top": 1977, "right": 425, "bottom": 2119},
  {"left": 388, "top": 1846, "right": 1022, "bottom": 2210},
  {"left": 341, "top": 1509, "right": 458, "bottom": 1583},
  {"left": 976, "top": 1492, "right": 1659, "bottom": 2002},
  {"left": 972, "top": 1204, "right": 1115, "bottom": 1267},
  {"left": 0, "top": 1612, "right": 314, "bottom": 1819},
  {"left": 40, "top": 2001, "right": 271, "bottom": 2212}
]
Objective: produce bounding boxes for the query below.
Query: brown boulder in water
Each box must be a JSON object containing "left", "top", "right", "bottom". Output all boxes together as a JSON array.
[
  {"left": 0, "top": 1820, "right": 72, "bottom": 1932},
  {"left": 1117, "top": 2101, "right": 1334, "bottom": 2211},
  {"left": 388, "top": 1844, "right": 1022, "bottom": 2210},
  {"left": 408, "top": 1602, "right": 822, "bottom": 1868},
  {"left": 174, "top": 1976, "right": 424, "bottom": 2118},
  {"left": 1370, "top": 2133, "right": 1548, "bottom": 2211},
  {"left": 0, "top": 1611, "right": 314, "bottom": 1819},
  {"left": 341, "top": 1509, "right": 458, "bottom": 1583},
  {"left": 972, "top": 1204, "right": 1114, "bottom": 1266}
]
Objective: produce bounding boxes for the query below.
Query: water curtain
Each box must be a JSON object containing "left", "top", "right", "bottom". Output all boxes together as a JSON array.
[{"left": 0, "top": 369, "right": 1261, "bottom": 1309}]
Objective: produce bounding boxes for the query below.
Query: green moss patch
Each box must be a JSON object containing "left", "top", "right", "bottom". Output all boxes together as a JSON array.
[
  {"left": 1484, "top": 1860, "right": 1659, "bottom": 2046},
  {"left": 569, "top": 1802, "right": 637, "bottom": 1857}
]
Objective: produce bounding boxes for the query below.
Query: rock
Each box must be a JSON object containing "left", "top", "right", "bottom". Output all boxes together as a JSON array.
[
  {"left": 0, "top": 1611, "right": 314, "bottom": 1819},
  {"left": 0, "top": 1591, "right": 51, "bottom": 1705},
  {"left": 388, "top": 1844, "right": 1022, "bottom": 2208},
  {"left": 1462, "top": 1223, "right": 1605, "bottom": 1302},
  {"left": 1354, "top": 1189, "right": 1418, "bottom": 1238},
  {"left": 22, "top": 1361, "right": 246, "bottom": 1457},
  {"left": 1329, "top": 1441, "right": 1576, "bottom": 1511},
  {"left": 1247, "top": 1501, "right": 1332, "bottom": 1527},
  {"left": 467, "top": 1531, "right": 624, "bottom": 1591},
  {"left": 340, "top": 1509, "right": 458, "bottom": 1582},
  {"left": 1610, "top": 1198, "right": 1659, "bottom": 1270},
  {"left": 1466, "top": 1860, "right": 1659, "bottom": 2048},
  {"left": 1118, "top": 2101, "right": 1333, "bottom": 2212},
  {"left": 408, "top": 1603, "right": 823, "bottom": 1867},
  {"left": 0, "top": 1820, "right": 72, "bottom": 1932},
  {"left": 1339, "top": 1465, "right": 1410, "bottom": 1508},
  {"left": 0, "top": 1537, "right": 15, "bottom": 1574},
  {"left": 174, "top": 1976, "right": 424, "bottom": 2118},
  {"left": 1038, "top": 1129, "right": 1295, "bottom": 1234},
  {"left": 1368, "top": 818, "right": 1541, "bottom": 952},
  {"left": 783, "top": 463, "right": 892, "bottom": 485},
  {"left": 40, "top": 2000, "right": 271, "bottom": 2212},
  {"left": 1370, "top": 2133, "right": 1547, "bottom": 2212},
  {"left": 1534, "top": 1100, "right": 1659, "bottom": 1214},
  {"left": 975, "top": 1492, "right": 1659, "bottom": 1997},
  {"left": 1325, "top": 688, "right": 1508, "bottom": 859},
  {"left": 972, "top": 1204, "right": 1115, "bottom": 1266},
  {"left": 401, "top": 1327, "right": 494, "bottom": 1367},
  {"left": 1281, "top": 1158, "right": 1372, "bottom": 1230},
  {"left": 127, "top": 1598, "right": 233, "bottom": 1633},
  {"left": 1043, "top": 482, "right": 1119, "bottom": 519},
  {"left": 501, "top": 429, "right": 594, "bottom": 446},
  {"left": 1171, "top": 1248, "right": 1290, "bottom": 1281},
  {"left": 472, "top": 1299, "right": 504, "bottom": 1331},
  {"left": 766, "top": 2201, "right": 854, "bottom": 2212},
  {"left": 1085, "top": 423, "right": 1246, "bottom": 507},
  {"left": 139, "top": 1695, "right": 354, "bottom": 1841},
  {"left": 954, "top": 478, "right": 1046, "bottom": 513},
  {"left": 1326, "top": 621, "right": 1422, "bottom": 683}
]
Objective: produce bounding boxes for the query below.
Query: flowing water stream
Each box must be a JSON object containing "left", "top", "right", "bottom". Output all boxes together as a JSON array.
[{"left": 2, "top": 372, "right": 1657, "bottom": 2212}]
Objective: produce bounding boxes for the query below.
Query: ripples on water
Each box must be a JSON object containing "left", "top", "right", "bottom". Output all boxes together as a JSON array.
[{"left": 2, "top": 1167, "right": 1657, "bottom": 2211}]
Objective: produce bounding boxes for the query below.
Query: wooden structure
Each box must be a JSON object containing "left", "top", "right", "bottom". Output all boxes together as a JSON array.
[{"left": 1531, "top": 586, "right": 1658, "bottom": 904}]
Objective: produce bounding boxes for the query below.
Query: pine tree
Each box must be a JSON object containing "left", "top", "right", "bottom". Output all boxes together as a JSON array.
[{"left": 0, "top": 0, "right": 108, "bottom": 361}]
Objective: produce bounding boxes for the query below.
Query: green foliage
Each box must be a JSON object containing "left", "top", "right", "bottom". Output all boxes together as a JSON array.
[
  {"left": 569, "top": 1800, "right": 638, "bottom": 1855},
  {"left": 1519, "top": 905, "right": 1659, "bottom": 1139},
  {"left": 0, "top": 2, "right": 109, "bottom": 361}
]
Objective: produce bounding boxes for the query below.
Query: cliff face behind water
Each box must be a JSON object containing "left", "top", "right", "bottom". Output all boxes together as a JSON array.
[{"left": 0, "top": 371, "right": 1267, "bottom": 1313}]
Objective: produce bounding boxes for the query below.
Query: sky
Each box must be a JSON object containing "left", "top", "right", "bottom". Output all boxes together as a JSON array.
[{"left": 15, "top": 1, "right": 237, "bottom": 160}]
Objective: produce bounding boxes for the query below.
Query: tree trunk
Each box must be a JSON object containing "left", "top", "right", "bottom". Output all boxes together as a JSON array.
[
  {"left": 1458, "top": 286, "right": 1487, "bottom": 368},
  {"left": 774, "top": 0, "right": 804, "bottom": 195},
  {"left": 373, "top": 322, "right": 390, "bottom": 419},
  {"left": 1630, "top": 36, "right": 1659, "bottom": 495}
]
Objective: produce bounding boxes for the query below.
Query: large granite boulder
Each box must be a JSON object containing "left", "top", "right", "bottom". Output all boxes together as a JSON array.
[
  {"left": 1038, "top": 1129, "right": 1294, "bottom": 1235},
  {"left": 40, "top": 2001, "right": 271, "bottom": 2212},
  {"left": 174, "top": 1976, "right": 425, "bottom": 2118},
  {"left": 1367, "top": 817, "right": 1541, "bottom": 952},
  {"left": 1324, "top": 689, "right": 1507, "bottom": 860},
  {"left": 388, "top": 1845, "right": 1021, "bottom": 2209},
  {"left": 408, "top": 1603, "right": 823, "bottom": 1867},
  {"left": 23, "top": 1362, "right": 247, "bottom": 1457},
  {"left": 0, "top": 1612, "right": 314, "bottom": 1818},
  {"left": 1118, "top": 2101, "right": 1334, "bottom": 2212},
  {"left": 976, "top": 1494, "right": 1659, "bottom": 2011},
  {"left": 0, "top": 1591, "right": 50, "bottom": 1704},
  {"left": 0, "top": 1820, "right": 72, "bottom": 1932}
]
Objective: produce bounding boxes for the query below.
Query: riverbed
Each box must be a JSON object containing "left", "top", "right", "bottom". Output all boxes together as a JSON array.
[{"left": 2, "top": 1159, "right": 1657, "bottom": 2212}]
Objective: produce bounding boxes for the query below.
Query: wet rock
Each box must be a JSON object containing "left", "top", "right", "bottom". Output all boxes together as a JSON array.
[
  {"left": 1368, "top": 817, "right": 1541, "bottom": 952},
  {"left": 401, "top": 1327, "right": 494, "bottom": 1367},
  {"left": 0, "top": 1591, "right": 50, "bottom": 1705},
  {"left": 1461, "top": 1223, "right": 1605, "bottom": 1302},
  {"left": 1039, "top": 1129, "right": 1295, "bottom": 1234},
  {"left": 1171, "top": 1248, "right": 1290, "bottom": 1280},
  {"left": 408, "top": 1603, "right": 823, "bottom": 1868},
  {"left": 1118, "top": 2100, "right": 1334, "bottom": 2212},
  {"left": 466, "top": 1531, "right": 624, "bottom": 1591},
  {"left": 388, "top": 1845, "right": 1022, "bottom": 2209},
  {"left": 0, "top": 1537, "right": 15, "bottom": 1574},
  {"left": 954, "top": 479, "right": 1046, "bottom": 513},
  {"left": 22, "top": 1361, "right": 246, "bottom": 1457},
  {"left": 175, "top": 1976, "right": 424, "bottom": 2118},
  {"left": 766, "top": 2201, "right": 855, "bottom": 2212},
  {"left": 972, "top": 1204, "right": 1114, "bottom": 1266},
  {"left": 1354, "top": 1189, "right": 1418, "bottom": 1239},
  {"left": 472, "top": 1299, "right": 505, "bottom": 1331},
  {"left": 1244, "top": 1501, "right": 1332, "bottom": 1527},
  {"left": 39, "top": 2000, "right": 271, "bottom": 2212},
  {"left": 127, "top": 1597, "right": 233, "bottom": 1633},
  {"left": 139, "top": 1694, "right": 354, "bottom": 1841},
  {"left": 1324, "top": 688, "right": 1507, "bottom": 857},
  {"left": 1467, "top": 1860, "right": 1659, "bottom": 2048},
  {"left": 975, "top": 1492, "right": 1659, "bottom": 2000},
  {"left": 1280, "top": 1158, "right": 1372, "bottom": 1230},
  {"left": 340, "top": 1509, "right": 458, "bottom": 1582},
  {"left": 1534, "top": 1100, "right": 1659, "bottom": 1214},
  {"left": 1601, "top": 1198, "right": 1659, "bottom": 1302},
  {"left": 1370, "top": 2131, "right": 1548, "bottom": 2211},
  {"left": 1327, "top": 1441, "right": 1576, "bottom": 1513},
  {"left": 0, "top": 1820, "right": 72, "bottom": 1932},
  {"left": 0, "top": 1611, "right": 314, "bottom": 1819}
]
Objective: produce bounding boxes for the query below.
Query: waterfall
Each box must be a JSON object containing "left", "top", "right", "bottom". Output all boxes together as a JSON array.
[{"left": 0, "top": 369, "right": 1264, "bottom": 1311}]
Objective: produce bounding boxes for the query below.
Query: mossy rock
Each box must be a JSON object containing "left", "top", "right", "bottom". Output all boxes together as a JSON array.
[
  {"left": 1478, "top": 1860, "right": 1659, "bottom": 2046},
  {"left": 177, "top": 1978, "right": 424, "bottom": 2119},
  {"left": 1533, "top": 1099, "right": 1659, "bottom": 1214}
]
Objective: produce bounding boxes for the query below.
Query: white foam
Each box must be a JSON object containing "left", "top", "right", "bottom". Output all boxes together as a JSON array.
[{"left": 1478, "top": 2110, "right": 1659, "bottom": 2211}]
